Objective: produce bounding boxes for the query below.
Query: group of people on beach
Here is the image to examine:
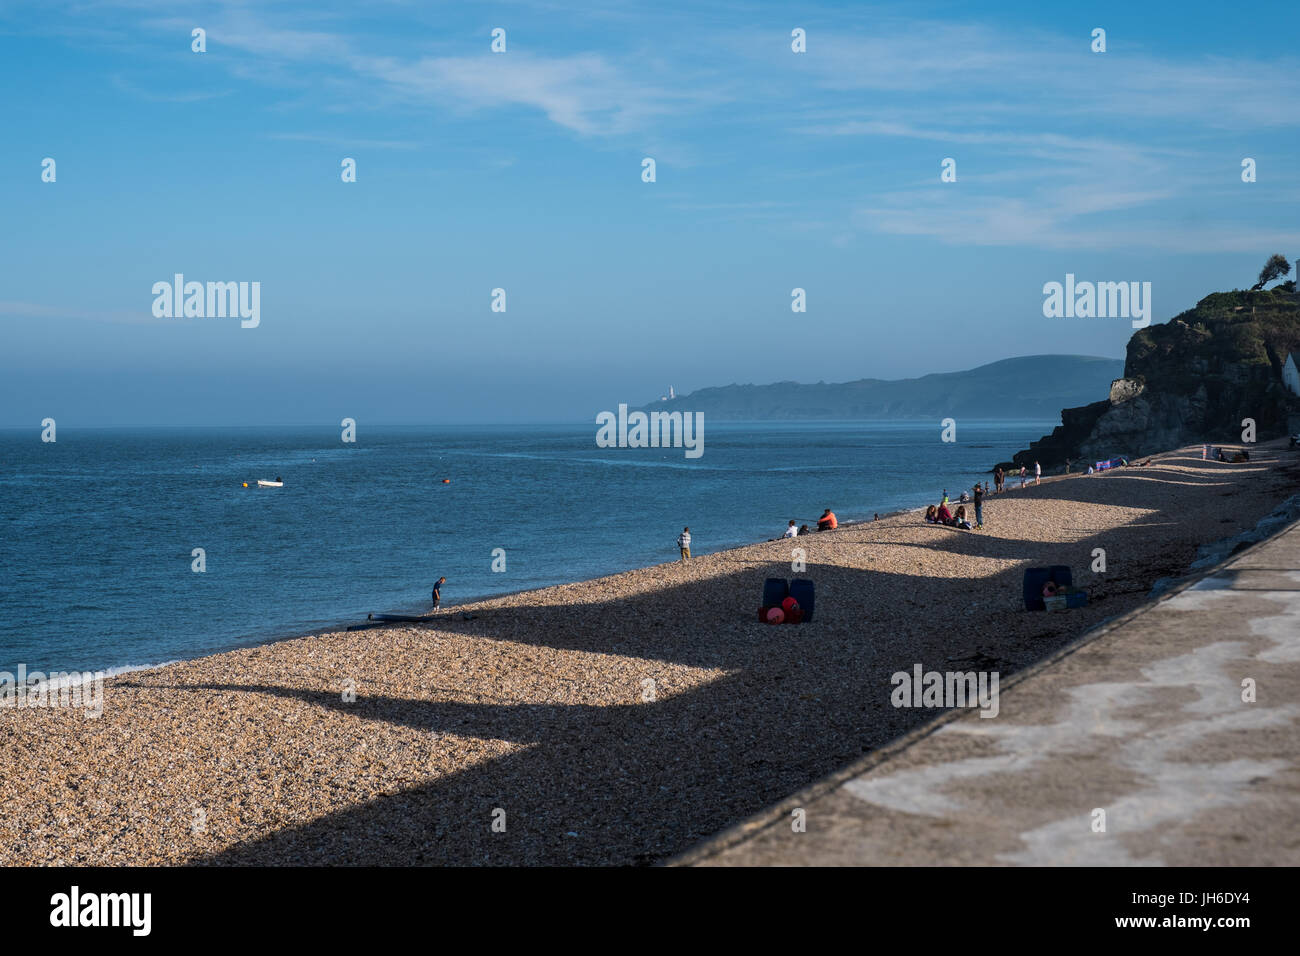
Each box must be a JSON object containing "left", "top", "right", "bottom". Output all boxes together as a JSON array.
[
  {"left": 925, "top": 503, "right": 972, "bottom": 529},
  {"left": 688, "top": 506, "right": 842, "bottom": 560},
  {"left": 991, "top": 460, "right": 1040, "bottom": 492},
  {"left": 679, "top": 452, "right": 1050, "bottom": 560},
  {"left": 775, "top": 508, "right": 837, "bottom": 540},
  {"left": 925, "top": 484, "right": 984, "bottom": 531}
]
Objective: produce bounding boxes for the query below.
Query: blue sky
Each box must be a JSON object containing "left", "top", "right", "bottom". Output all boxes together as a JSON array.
[{"left": 2, "top": 0, "right": 1298, "bottom": 424}]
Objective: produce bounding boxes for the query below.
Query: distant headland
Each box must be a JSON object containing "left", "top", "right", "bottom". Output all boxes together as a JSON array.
[{"left": 637, "top": 354, "right": 1124, "bottom": 422}]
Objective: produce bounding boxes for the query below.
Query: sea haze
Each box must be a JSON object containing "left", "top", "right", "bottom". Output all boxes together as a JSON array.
[{"left": 0, "top": 421, "right": 1053, "bottom": 673}]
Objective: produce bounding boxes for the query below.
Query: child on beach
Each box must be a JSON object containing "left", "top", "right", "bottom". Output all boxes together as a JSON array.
[
  {"left": 677, "top": 527, "right": 691, "bottom": 561},
  {"left": 783, "top": 520, "right": 799, "bottom": 538},
  {"left": 1019, "top": 466, "right": 1027, "bottom": 488}
]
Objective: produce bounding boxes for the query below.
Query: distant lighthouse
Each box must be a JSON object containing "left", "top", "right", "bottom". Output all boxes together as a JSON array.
[{"left": 669, "top": 385, "right": 675, "bottom": 399}]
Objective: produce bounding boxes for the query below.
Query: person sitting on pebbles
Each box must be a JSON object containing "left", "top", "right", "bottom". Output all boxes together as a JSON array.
[{"left": 817, "top": 508, "right": 838, "bottom": 531}]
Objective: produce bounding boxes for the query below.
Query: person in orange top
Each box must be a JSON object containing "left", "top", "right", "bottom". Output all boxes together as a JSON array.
[{"left": 817, "top": 508, "right": 838, "bottom": 531}]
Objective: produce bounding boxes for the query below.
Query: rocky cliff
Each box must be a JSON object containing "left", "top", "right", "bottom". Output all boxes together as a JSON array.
[{"left": 1010, "top": 288, "right": 1300, "bottom": 470}]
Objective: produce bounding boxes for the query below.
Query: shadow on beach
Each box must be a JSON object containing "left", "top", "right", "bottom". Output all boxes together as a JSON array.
[{"left": 118, "top": 448, "right": 1298, "bottom": 865}]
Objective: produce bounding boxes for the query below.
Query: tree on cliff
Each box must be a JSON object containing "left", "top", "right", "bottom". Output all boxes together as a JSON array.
[{"left": 1251, "top": 253, "right": 1292, "bottom": 291}]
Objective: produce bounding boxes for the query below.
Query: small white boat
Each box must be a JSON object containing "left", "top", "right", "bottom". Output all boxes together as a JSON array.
[{"left": 256, "top": 479, "right": 283, "bottom": 488}]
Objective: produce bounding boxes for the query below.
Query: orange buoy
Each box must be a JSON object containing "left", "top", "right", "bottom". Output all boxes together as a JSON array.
[{"left": 442, "top": 478, "right": 450, "bottom": 484}]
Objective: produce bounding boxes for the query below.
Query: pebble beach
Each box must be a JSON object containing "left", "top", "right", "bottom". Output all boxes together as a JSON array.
[{"left": 4, "top": 442, "right": 1298, "bottom": 866}]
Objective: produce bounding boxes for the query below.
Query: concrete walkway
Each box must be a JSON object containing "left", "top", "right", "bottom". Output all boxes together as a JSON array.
[{"left": 678, "top": 520, "right": 1300, "bottom": 866}]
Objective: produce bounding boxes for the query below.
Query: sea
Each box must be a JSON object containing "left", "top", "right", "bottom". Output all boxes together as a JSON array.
[{"left": 0, "top": 421, "right": 1053, "bottom": 674}]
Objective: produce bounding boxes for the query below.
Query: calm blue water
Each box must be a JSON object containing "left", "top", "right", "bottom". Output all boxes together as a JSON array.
[{"left": 0, "top": 421, "right": 1052, "bottom": 673}]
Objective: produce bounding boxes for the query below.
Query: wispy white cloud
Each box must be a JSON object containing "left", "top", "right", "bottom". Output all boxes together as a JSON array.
[
  {"left": 347, "top": 52, "right": 680, "bottom": 136},
  {"left": 756, "top": 20, "right": 1300, "bottom": 130},
  {"left": 855, "top": 189, "right": 1300, "bottom": 253}
]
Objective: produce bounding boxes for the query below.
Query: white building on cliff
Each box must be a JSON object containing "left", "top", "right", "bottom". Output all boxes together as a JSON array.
[{"left": 1284, "top": 352, "right": 1300, "bottom": 398}]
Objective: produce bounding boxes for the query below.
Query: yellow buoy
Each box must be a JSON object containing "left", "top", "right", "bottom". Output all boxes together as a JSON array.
[{"left": 242, "top": 482, "right": 248, "bottom": 487}]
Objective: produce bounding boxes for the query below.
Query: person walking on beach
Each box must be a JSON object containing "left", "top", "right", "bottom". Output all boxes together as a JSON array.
[
  {"left": 677, "top": 526, "right": 691, "bottom": 561},
  {"left": 1034, "top": 460, "right": 1041, "bottom": 485},
  {"left": 973, "top": 482, "right": 985, "bottom": 529},
  {"left": 431, "top": 576, "right": 446, "bottom": 610}
]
